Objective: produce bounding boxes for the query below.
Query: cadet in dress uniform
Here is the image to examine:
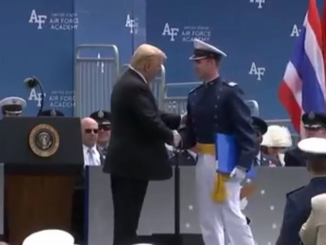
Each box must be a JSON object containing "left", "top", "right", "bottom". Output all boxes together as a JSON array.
[
  {"left": 276, "top": 137, "right": 326, "bottom": 245},
  {"left": 90, "top": 110, "right": 111, "bottom": 157},
  {"left": 0, "top": 97, "right": 26, "bottom": 117},
  {"left": 179, "top": 39, "right": 258, "bottom": 245},
  {"left": 285, "top": 112, "right": 326, "bottom": 167},
  {"left": 38, "top": 109, "right": 65, "bottom": 117}
]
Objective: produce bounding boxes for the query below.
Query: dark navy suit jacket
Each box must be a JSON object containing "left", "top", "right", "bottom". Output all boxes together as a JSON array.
[
  {"left": 284, "top": 147, "right": 306, "bottom": 167},
  {"left": 276, "top": 176, "right": 326, "bottom": 245}
]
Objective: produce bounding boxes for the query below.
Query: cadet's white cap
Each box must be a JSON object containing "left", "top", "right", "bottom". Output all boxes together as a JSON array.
[
  {"left": 0, "top": 96, "right": 26, "bottom": 115},
  {"left": 298, "top": 137, "right": 326, "bottom": 154},
  {"left": 189, "top": 39, "right": 227, "bottom": 60},
  {"left": 23, "top": 229, "right": 74, "bottom": 245}
]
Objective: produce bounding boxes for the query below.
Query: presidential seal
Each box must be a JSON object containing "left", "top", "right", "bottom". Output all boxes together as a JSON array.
[{"left": 29, "top": 124, "right": 59, "bottom": 157}]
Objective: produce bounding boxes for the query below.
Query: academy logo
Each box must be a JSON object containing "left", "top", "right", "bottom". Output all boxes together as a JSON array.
[
  {"left": 28, "top": 88, "right": 46, "bottom": 107},
  {"left": 290, "top": 24, "right": 301, "bottom": 37},
  {"left": 249, "top": 62, "right": 265, "bottom": 81},
  {"left": 29, "top": 9, "right": 47, "bottom": 30},
  {"left": 29, "top": 9, "right": 79, "bottom": 31},
  {"left": 162, "top": 23, "right": 179, "bottom": 42},
  {"left": 125, "top": 14, "right": 138, "bottom": 34},
  {"left": 249, "top": 0, "right": 265, "bottom": 9}
]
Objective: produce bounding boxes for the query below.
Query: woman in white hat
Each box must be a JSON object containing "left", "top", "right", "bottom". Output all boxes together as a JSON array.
[{"left": 261, "top": 125, "right": 293, "bottom": 166}]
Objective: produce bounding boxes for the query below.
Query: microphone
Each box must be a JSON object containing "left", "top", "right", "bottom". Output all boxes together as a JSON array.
[
  {"left": 23, "top": 76, "right": 45, "bottom": 116},
  {"left": 24, "top": 76, "right": 39, "bottom": 88}
]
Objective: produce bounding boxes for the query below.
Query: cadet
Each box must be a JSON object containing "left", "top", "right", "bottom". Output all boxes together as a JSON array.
[
  {"left": 0, "top": 96, "right": 26, "bottom": 117},
  {"left": 38, "top": 109, "right": 65, "bottom": 117},
  {"left": 90, "top": 110, "right": 111, "bottom": 156},
  {"left": 276, "top": 137, "right": 326, "bottom": 245},
  {"left": 179, "top": 39, "right": 257, "bottom": 245},
  {"left": 285, "top": 112, "right": 326, "bottom": 167}
]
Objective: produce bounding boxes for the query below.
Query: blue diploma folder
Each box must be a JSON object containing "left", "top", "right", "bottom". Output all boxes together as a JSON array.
[{"left": 215, "top": 133, "right": 256, "bottom": 178}]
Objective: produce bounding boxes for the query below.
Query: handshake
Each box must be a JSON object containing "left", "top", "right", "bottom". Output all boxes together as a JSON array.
[
  {"left": 171, "top": 130, "right": 182, "bottom": 148},
  {"left": 169, "top": 112, "right": 186, "bottom": 148}
]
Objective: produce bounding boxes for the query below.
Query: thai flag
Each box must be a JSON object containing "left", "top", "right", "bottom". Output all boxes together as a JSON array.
[{"left": 278, "top": 0, "right": 326, "bottom": 134}]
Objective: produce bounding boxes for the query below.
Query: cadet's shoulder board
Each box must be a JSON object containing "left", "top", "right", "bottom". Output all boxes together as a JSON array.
[
  {"left": 228, "top": 81, "right": 237, "bottom": 87},
  {"left": 222, "top": 79, "right": 237, "bottom": 87},
  {"left": 189, "top": 83, "right": 203, "bottom": 94},
  {"left": 286, "top": 186, "right": 305, "bottom": 198}
]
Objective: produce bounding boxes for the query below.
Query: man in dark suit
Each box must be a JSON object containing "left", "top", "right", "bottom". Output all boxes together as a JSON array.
[
  {"left": 285, "top": 112, "right": 326, "bottom": 167},
  {"left": 276, "top": 137, "right": 326, "bottom": 245},
  {"left": 104, "top": 44, "right": 183, "bottom": 245}
]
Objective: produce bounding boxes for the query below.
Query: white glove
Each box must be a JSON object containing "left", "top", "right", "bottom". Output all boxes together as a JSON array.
[
  {"left": 172, "top": 130, "right": 181, "bottom": 148},
  {"left": 230, "top": 166, "right": 246, "bottom": 182},
  {"left": 240, "top": 197, "right": 248, "bottom": 210}
]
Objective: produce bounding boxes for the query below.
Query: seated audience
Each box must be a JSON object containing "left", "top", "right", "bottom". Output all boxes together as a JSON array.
[
  {"left": 300, "top": 193, "right": 326, "bottom": 245},
  {"left": 276, "top": 137, "right": 326, "bottom": 245},
  {"left": 260, "top": 125, "right": 292, "bottom": 166},
  {"left": 285, "top": 112, "right": 326, "bottom": 167},
  {"left": 252, "top": 116, "right": 281, "bottom": 167}
]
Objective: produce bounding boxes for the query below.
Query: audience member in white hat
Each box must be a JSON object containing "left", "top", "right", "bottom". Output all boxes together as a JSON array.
[{"left": 260, "top": 125, "right": 292, "bottom": 166}]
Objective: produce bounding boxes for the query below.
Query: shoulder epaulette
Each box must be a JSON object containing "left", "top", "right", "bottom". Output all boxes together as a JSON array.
[
  {"left": 222, "top": 79, "right": 238, "bottom": 87},
  {"left": 189, "top": 83, "right": 203, "bottom": 94},
  {"left": 286, "top": 186, "right": 305, "bottom": 198},
  {"left": 228, "top": 82, "right": 237, "bottom": 87}
]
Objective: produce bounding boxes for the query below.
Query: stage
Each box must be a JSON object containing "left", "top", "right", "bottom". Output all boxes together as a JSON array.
[
  {"left": 87, "top": 167, "right": 309, "bottom": 245},
  {"left": 0, "top": 165, "right": 310, "bottom": 244}
]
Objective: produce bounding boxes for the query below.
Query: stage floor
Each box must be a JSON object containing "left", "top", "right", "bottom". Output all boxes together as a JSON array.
[{"left": 88, "top": 167, "right": 309, "bottom": 245}]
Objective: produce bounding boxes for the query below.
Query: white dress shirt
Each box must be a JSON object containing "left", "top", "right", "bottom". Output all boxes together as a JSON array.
[{"left": 83, "top": 145, "right": 101, "bottom": 166}]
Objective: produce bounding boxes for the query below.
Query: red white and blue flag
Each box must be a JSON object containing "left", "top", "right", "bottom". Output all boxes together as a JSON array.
[{"left": 278, "top": 0, "right": 326, "bottom": 134}]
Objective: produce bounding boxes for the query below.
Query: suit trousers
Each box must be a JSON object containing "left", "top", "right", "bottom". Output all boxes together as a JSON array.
[
  {"left": 111, "top": 175, "right": 148, "bottom": 245},
  {"left": 196, "top": 154, "right": 255, "bottom": 245}
]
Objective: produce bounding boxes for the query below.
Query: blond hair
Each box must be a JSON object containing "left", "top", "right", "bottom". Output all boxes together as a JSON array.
[{"left": 130, "top": 44, "right": 166, "bottom": 70}]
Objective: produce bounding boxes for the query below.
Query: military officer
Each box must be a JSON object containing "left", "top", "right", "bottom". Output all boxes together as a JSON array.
[
  {"left": 276, "top": 137, "right": 326, "bottom": 244},
  {"left": 90, "top": 110, "right": 111, "bottom": 157},
  {"left": 178, "top": 39, "right": 258, "bottom": 245},
  {"left": 38, "top": 109, "right": 65, "bottom": 117},
  {"left": 0, "top": 96, "right": 26, "bottom": 117},
  {"left": 285, "top": 112, "right": 326, "bottom": 167}
]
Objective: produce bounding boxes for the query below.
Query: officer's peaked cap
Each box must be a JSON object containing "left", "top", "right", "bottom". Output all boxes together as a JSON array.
[
  {"left": 251, "top": 116, "right": 268, "bottom": 135},
  {"left": 89, "top": 110, "right": 111, "bottom": 126},
  {"left": 23, "top": 229, "right": 74, "bottom": 245},
  {"left": 302, "top": 112, "right": 326, "bottom": 129},
  {"left": 189, "top": 39, "right": 227, "bottom": 61},
  {"left": 298, "top": 137, "right": 326, "bottom": 160},
  {"left": 0, "top": 96, "right": 26, "bottom": 114}
]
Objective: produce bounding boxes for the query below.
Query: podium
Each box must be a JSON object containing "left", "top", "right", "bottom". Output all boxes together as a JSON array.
[{"left": 0, "top": 117, "right": 83, "bottom": 245}]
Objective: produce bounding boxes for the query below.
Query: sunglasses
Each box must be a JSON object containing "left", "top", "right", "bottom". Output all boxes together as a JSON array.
[
  {"left": 85, "top": 128, "right": 98, "bottom": 134},
  {"left": 99, "top": 125, "right": 111, "bottom": 131}
]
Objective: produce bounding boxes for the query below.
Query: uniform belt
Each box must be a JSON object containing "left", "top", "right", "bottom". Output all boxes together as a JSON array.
[{"left": 195, "top": 143, "right": 215, "bottom": 155}]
